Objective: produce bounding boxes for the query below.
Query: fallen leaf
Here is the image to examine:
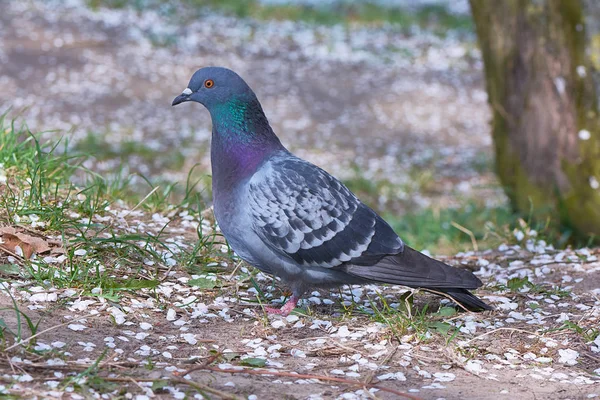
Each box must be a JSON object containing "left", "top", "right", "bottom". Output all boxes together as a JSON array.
[
  {"left": 151, "top": 380, "right": 169, "bottom": 391},
  {"left": 0, "top": 263, "right": 24, "bottom": 277},
  {"left": 0, "top": 227, "right": 17, "bottom": 235},
  {"left": 240, "top": 357, "right": 267, "bottom": 367},
  {"left": 189, "top": 277, "right": 218, "bottom": 289},
  {"left": 0, "top": 227, "right": 52, "bottom": 258}
]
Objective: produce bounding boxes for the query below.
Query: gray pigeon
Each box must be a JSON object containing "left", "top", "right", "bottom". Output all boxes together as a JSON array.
[{"left": 172, "top": 67, "right": 492, "bottom": 316}]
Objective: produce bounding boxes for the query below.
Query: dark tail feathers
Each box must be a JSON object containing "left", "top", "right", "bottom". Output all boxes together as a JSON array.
[
  {"left": 345, "top": 245, "right": 492, "bottom": 312},
  {"left": 426, "top": 288, "right": 493, "bottom": 312}
]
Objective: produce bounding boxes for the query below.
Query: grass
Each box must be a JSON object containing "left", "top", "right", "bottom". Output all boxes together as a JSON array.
[
  {"left": 367, "top": 296, "right": 459, "bottom": 342},
  {"left": 0, "top": 115, "right": 564, "bottom": 286},
  {"left": 391, "top": 200, "right": 589, "bottom": 255},
  {"left": 552, "top": 321, "right": 599, "bottom": 343},
  {"left": 383, "top": 203, "right": 515, "bottom": 254},
  {"left": 340, "top": 159, "right": 526, "bottom": 254},
  {"left": 342, "top": 162, "right": 586, "bottom": 254},
  {"left": 0, "top": 115, "right": 222, "bottom": 302},
  {"left": 0, "top": 282, "right": 42, "bottom": 349},
  {"left": 74, "top": 132, "right": 186, "bottom": 173},
  {"left": 85, "top": 0, "right": 473, "bottom": 36},
  {"left": 331, "top": 287, "right": 464, "bottom": 344},
  {"left": 73, "top": 133, "right": 212, "bottom": 210},
  {"left": 342, "top": 166, "right": 518, "bottom": 254}
]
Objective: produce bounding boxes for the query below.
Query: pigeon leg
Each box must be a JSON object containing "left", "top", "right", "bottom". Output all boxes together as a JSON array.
[{"left": 264, "top": 295, "right": 299, "bottom": 316}]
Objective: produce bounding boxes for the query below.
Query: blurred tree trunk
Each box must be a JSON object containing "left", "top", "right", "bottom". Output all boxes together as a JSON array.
[{"left": 470, "top": 0, "right": 600, "bottom": 238}]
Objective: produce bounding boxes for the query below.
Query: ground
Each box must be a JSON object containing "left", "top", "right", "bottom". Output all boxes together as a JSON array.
[
  {"left": 0, "top": 204, "right": 599, "bottom": 399},
  {"left": 0, "top": 1, "right": 599, "bottom": 399}
]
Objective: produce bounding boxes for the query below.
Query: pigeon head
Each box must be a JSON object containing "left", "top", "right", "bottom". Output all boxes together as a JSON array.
[
  {"left": 172, "top": 67, "right": 280, "bottom": 146},
  {"left": 172, "top": 67, "right": 255, "bottom": 109},
  {"left": 173, "top": 67, "right": 284, "bottom": 180}
]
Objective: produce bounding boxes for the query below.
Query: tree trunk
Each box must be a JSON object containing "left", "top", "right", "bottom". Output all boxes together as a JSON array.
[{"left": 470, "top": 0, "right": 600, "bottom": 238}]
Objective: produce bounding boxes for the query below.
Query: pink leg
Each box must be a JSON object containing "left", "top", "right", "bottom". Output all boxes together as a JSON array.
[{"left": 264, "top": 295, "right": 299, "bottom": 316}]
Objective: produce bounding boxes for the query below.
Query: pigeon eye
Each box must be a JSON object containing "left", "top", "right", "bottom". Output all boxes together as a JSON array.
[{"left": 204, "top": 79, "right": 214, "bottom": 88}]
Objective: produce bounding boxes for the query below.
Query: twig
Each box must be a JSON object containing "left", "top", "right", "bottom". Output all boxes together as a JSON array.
[
  {"left": 330, "top": 341, "right": 369, "bottom": 358},
  {"left": 127, "top": 376, "right": 148, "bottom": 393},
  {"left": 5, "top": 354, "right": 16, "bottom": 374},
  {"left": 160, "top": 265, "right": 176, "bottom": 281},
  {"left": 362, "top": 346, "right": 397, "bottom": 387},
  {"left": 462, "top": 327, "right": 540, "bottom": 346},
  {"left": 181, "top": 353, "right": 220, "bottom": 377},
  {"left": 181, "top": 365, "right": 423, "bottom": 400},
  {"left": 93, "top": 376, "right": 242, "bottom": 400},
  {"left": 172, "top": 377, "right": 242, "bottom": 400},
  {"left": 450, "top": 221, "right": 478, "bottom": 252},
  {"left": 363, "top": 386, "right": 382, "bottom": 400},
  {"left": 404, "top": 350, "right": 439, "bottom": 364},
  {"left": 5, "top": 312, "right": 101, "bottom": 351},
  {"left": 296, "top": 336, "right": 330, "bottom": 342},
  {"left": 120, "top": 186, "right": 160, "bottom": 219},
  {"left": 583, "top": 352, "right": 600, "bottom": 363},
  {"left": 0, "top": 245, "right": 24, "bottom": 261},
  {"left": 227, "top": 260, "right": 244, "bottom": 281},
  {"left": 420, "top": 288, "right": 471, "bottom": 313},
  {"left": 15, "top": 224, "right": 56, "bottom": 240}
]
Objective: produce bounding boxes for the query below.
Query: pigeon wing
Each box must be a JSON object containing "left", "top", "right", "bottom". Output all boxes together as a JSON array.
[{"left": 247, "top": 155, "right": 403, "bottom": 268}]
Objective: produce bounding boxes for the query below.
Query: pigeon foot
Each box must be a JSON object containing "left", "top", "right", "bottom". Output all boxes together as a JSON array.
[{"left": 264, "top": 295, "right": 299, "bottom": 316}]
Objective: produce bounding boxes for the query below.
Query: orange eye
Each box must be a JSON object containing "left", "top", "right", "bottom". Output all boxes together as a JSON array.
[{"left": 204, "top": 79, "right": 214, "bottom": 88}]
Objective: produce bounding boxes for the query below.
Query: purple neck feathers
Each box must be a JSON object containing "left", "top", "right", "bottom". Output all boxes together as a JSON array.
[{"left": 209, "top": 99, "right": 284, "bottom": 194}]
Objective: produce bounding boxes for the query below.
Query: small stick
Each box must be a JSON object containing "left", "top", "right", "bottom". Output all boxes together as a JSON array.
[
  {"left": 0, "top": 245, "right": 24, "bottom": 261},
  {"left": 172, "top": 377, "right": 242, "bottom": 400},
  {"left": 182, "top": 365, "right": 423, "bottom": 400},
  {"left": 450, "top": 221, "right": 478, "bottom": 252},
  {"left": 5, "top": 313, "right": 101, "bottom": 351},
  {"left": 362, "top": 346, "right": 397, "bottom": 387},
  {"left": 120, "top": 186, "right": 160, "bottom": 219},
  {"left": 462, "top": 327, "right": 540, "bottom": 346},
  {"left": 227, "top": 260, "right": 244, "bottom": 281},
  {"left": 91, "top": 376, "right": 242, "bottom": 400},
  {"left": 181, "top": 353, "right": 220, "bottom": 376}
]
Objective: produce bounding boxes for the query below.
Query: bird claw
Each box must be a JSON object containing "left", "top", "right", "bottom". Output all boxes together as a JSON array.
[
  {"left": 263, "top": 295, "right": 299, "bottom": 316},
  {"left": 263, "top": 306, "right": 289, "bottom": 315}
]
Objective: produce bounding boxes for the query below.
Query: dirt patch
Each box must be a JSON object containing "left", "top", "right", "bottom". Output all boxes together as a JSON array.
[{"left": 1, "top": 222, "right": 599, "bottom": 399}]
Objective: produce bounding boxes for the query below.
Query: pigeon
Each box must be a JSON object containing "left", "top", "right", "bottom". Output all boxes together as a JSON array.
[{"left": 172, "top": 67, "right": 492, "bottom": 316}]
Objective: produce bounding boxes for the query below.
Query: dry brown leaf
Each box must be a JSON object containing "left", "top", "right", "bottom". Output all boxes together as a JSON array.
[
  {"left": 0, "top": 226, "right": 17, "bottom": 235},
  {"left": 51, "top": 246, "right": 66, "bottom": 255},
  {"left": 0, "top": 227, "right": 52, "bottom": 259}
]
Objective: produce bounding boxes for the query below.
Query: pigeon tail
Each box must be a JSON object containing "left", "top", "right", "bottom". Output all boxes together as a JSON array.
[
  {"left": 344, "top": 245, "right": 492, "bottom": 311},
  {"left": 424, "top": 288, "right": 493, "bottom": 311}
]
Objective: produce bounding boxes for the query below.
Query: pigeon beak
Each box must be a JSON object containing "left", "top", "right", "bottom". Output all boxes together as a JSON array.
[
  {"left": 172, "top": 94, "right": 189, "bottom": 106},
  {"left": 172, "top": 88, "right": 193, "bottom": 106}
]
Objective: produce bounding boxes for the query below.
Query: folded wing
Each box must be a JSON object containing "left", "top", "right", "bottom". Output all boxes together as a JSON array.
[{"left": 247, "top": 154, "right": 403, "bottom": 268}]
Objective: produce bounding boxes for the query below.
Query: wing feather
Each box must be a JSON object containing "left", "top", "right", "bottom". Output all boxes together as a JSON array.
[{"left": 248, "top": 155, "right": 403, "bottom": 268}]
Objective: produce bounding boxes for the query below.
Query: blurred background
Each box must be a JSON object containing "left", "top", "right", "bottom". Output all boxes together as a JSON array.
[{"left": 2, "top": 0, "right": 597, "bottom": 253}]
